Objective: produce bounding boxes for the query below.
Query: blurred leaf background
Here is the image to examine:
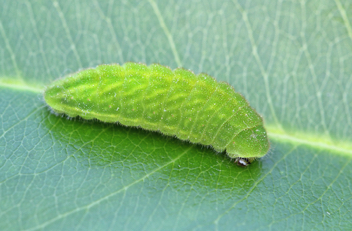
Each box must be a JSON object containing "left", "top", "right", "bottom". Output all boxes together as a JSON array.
[{"left": 0, "top": 0, "right": 351, "bottom": 230}]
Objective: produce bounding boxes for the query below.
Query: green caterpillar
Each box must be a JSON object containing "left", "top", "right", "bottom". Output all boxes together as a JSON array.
[{"left": 44, "top": 62, "right": 269, "bottom": 166}]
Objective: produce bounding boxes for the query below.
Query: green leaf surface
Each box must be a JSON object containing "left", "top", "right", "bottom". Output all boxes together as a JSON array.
[{"left": 1, "top": 0, "right": 351, "bottom": 230}]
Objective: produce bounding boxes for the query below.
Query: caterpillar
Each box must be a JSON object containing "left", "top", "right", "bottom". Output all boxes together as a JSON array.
[{"left": 44, "top": 62, "right": 270, "bottom": 166}]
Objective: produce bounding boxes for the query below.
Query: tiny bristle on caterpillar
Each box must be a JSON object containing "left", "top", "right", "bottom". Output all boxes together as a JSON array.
[{"left": 44, "top": 62, "right": 270, "bottom": 165}]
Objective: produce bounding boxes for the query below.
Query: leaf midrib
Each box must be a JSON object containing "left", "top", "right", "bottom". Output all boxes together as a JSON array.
[{"left": 2, "top": 82, "right": 351, "bottom": 157}]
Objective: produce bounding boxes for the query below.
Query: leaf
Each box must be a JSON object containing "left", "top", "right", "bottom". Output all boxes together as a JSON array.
[{"left": 1, "top": 0, "right": 351, "bottom": 230}]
